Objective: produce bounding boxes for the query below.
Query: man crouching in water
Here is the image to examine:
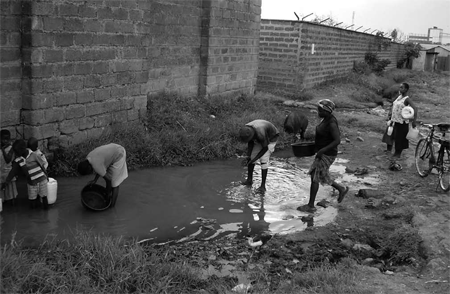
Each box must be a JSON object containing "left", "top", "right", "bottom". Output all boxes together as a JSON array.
[{"left": 239, "top": 120, "right": 279, "bottom": 194}]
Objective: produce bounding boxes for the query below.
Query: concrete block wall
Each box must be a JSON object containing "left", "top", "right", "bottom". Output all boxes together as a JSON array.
[
  {"left": 257, "top": 19, "right": 405, "bottom": 94},
  {"left": 200, "top": 0, "right": 261, "bottom": 96},
  {"left": 0, "top": 0, "right": 261, "bottom": 150},
  {"left": 0, "top": 0, "right": 22, "bottom": 139},
  {"left": 257, "top": 20, "right": 300, "bottom": 93}
]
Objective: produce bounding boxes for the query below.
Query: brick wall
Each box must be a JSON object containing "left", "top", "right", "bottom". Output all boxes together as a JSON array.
[
  {"left": 200, "top": 0, "right": 261, "bottom": 95},
  {"left": 0, "top": 0, "right": 261, "bottom": 150},
  {"left": 257, "top": 19, "right": 405, "bottom": 94},
  {"left": 0, "top": 0, "right": 22, "bottom": 139}
]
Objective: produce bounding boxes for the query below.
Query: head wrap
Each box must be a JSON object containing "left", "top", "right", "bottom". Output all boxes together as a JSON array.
[
  {"left": 318, "top": 99, "right": 336, "bottom": 113},
  {"left": 239, "top": 126, "right": 255, "bottom": 142}
]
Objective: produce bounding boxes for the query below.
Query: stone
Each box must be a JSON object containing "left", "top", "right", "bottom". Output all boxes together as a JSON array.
[
  {"left": 362, "top": 258, "right": 374, "bottom": 265},
  {"left": 356, "top": 189, "right": 384, "bottom": 199},
  {"left": 341, "top": 238, "right": 354, "bottom": 248}
]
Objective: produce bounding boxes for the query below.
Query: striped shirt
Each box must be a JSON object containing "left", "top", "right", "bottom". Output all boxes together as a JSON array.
[{"left": 5, "top": 149, "right": 47, "bottom": 185}]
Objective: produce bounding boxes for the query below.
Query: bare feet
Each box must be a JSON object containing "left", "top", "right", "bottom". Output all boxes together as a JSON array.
[
  {"left": 255, "top": 186, "right": 266, "bottom": 194},
  {"left": 338, "top": 186, "right": 349, "bottom": 203},
  {"left": 297, "top": 204, "right": 317, "bottom": 213},
  {"left": 241, "top": 180, "right": 253, "bottom": 186}
]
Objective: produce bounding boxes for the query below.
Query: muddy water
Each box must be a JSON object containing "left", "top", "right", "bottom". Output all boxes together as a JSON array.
[{"left": 0, "top": 151, "right": 380, "bottom": 246}]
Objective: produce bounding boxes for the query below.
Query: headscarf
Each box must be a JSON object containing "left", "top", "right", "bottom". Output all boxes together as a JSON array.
[{"left": 318, "top": 99, "right": 336, "bottom": 113}]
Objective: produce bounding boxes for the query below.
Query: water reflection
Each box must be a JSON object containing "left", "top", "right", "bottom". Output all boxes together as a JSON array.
[{"left": 0, "top": 153, "right": 370, "bottom": 246}]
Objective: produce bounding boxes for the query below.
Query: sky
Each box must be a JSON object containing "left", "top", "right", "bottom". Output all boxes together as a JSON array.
[{"left": 261, "top": 0, "right": 450, "bottom": 42}]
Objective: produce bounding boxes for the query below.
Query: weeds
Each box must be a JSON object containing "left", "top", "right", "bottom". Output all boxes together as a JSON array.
[
  {"left": 383, "top": 225, "right": 422, "bottom": 265},
  {"left": 1, "top": 231, "right": 375, "bottom": 294},
  {"left": 48, "top": 92, "right": 290, "bottom": 177}
]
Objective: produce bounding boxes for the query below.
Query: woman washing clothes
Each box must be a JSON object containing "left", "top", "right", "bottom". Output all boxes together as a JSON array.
[
  {"left": 297, "top": 99, "right": 349, "bottom": 213},
  {"left": 382, "top": 83, "right": 418, "bottom": 168},
  {"left": 77, "top": 143, "right": 128, "bottom": 208}
]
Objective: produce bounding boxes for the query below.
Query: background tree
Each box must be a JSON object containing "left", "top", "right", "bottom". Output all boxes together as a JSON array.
[
  {"left": 388, "top": 28, "right": 407, "bottom": 43},
  {"left": 397, "top": 41, "right": 422, "bottom": 68}
]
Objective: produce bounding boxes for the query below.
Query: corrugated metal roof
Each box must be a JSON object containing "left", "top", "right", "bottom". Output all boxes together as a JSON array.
[{"left": 420, "top": 44, "right": 450, "bottom": 52}]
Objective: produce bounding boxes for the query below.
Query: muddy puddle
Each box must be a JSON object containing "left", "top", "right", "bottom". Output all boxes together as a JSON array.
[{"left": 0, "top": 150, "right": 380, "bottom": 246}]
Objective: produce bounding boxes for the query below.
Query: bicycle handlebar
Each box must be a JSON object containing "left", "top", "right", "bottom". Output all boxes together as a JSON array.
[{"left": 419, "top": 122, "right": 450, "bottom": 131}]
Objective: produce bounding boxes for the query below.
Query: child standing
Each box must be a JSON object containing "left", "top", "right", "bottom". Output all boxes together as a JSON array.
[
  {"left": 1, "top": 139, "right": 49, "bottom": 209},
  {"left": 1, "top": 130, "right": 18, "bottom": 207},
  {"left": 28, "top": 137, "right": 48, "bottom": 169}
]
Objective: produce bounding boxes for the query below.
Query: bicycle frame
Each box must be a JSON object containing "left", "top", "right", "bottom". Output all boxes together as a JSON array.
[
  {"left": 434, "top": 139, "right": 449, "bottom": 171},
  {"left": 415, "top": 123, "right": 450, "bottom": 192}
]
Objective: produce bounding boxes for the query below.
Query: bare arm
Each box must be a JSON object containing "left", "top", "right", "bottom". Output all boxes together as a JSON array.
[{"left": 249, "top": 146, "right": 269, "bottom": 165}]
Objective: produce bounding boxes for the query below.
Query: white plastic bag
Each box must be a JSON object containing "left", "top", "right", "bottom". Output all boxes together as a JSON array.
[{"left": 406, "top": 125, "right": 419, "bottom": 141}]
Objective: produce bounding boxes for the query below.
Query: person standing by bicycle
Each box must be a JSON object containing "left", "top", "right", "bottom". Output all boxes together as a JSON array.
[{"left": 382, "top": 82, "right": 418, "bottom": 161}]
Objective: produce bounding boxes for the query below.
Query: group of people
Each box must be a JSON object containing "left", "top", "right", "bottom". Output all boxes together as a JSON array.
[
  {"left": 0, "top": 132, "right": 128, "bottom": 211},
  {"left": 1, "top": 130, "right": 49, "bottom": 210},
  {"left": 237, "top": 82, "right": 417, "bottom": 213},
  {"left": 1, "top": 83, "right": 417, "bottom": 214},
  {"left": 238, "top": 99, "right": 349, "bottom": 213}
]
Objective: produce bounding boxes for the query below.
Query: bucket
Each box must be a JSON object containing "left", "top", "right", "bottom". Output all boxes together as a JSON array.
[
  {"left": 292, "top": 142, "right": 316, "bottom": 157},
  {"left": 47, "top": 178, "right": 58, "bottom": 205},
  {"left": 81, "top": 184, "right": 111, "bottom": 211}
]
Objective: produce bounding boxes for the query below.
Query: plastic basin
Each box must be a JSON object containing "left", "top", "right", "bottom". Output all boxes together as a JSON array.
[
  {"left": 81, "top": 184, "right": 111, "bottom": 211},
  {"left": 292, "top": 142, "right": 316, "bottom": 157}
]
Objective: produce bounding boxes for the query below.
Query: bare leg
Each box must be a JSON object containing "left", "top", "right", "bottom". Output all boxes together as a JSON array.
[
  {"left": 308, "top": 174, "right": 319, "bottom": 208},
  {"left": 41, "top": 196, "right": 49, "bottom": 210},
  {"left": 110, "top": 186, "right": 119, "bottom": 208},
  {"left": 256, "top": 169, "right": 268, "bottom": 193},
  {"left": 332, "top": 181, "right": 349, "bottom": 203},
  {"left": 331, "top": 181, "right": 344, "bottom": 193},
  {"left": 298, "top": 174, "right": 318, "bottom": 212},
  {"left": 241, "top": 163, "right": 255, "bottom": 186}
]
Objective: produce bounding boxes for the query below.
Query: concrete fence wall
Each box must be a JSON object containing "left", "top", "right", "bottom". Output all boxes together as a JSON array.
[
  {"left": 0, "top": 0, "right": 261, "bottom": 150},
  {"left": 257, "top": 19, "right": 405, "bottom": 94}
]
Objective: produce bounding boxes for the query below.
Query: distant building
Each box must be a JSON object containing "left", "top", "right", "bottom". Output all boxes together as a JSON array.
[
  {"left": 408, "top": 26, "right": 444, "bottom": 44},
  {"left": 412, "top": 44, "right": 450, "bottom": 72}
]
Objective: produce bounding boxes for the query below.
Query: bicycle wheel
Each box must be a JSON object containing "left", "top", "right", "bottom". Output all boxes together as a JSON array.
[
  {"left": 415, "top": 139, "right": 432, "bottom": 177},
  {"left": 439, "top": 147, "right": 450, "bottom": 192}
]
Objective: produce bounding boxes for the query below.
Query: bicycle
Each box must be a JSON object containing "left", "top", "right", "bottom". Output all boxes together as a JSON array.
[{"left": 414, "top": 122, "right": 450, "bottom": 192}]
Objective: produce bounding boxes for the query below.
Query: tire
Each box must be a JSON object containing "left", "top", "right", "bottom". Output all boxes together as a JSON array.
[
  {"left": 439, "top": 148, "right": 450, "bottom": 192},
  {"left": 415, "top": 139, "right": 432, "bottom": 177}
]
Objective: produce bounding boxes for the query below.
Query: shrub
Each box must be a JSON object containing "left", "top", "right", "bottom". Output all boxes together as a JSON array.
[
  {"left": 364, "top": 52, "right": 391, "bottom": 74},
  {"left": 383, "top": 225, "right": 422, "bottom": 265},
  {"left": 353, "top": 61, "right": 372, "bottom": 75},
  {"left": 353, "top": 53, "right": 391, "bottom": 75}
]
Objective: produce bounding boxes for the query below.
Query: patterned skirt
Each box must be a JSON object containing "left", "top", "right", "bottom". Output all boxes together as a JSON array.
[{"left": 308, "top": 154, "right": 336, "bottom": 185}]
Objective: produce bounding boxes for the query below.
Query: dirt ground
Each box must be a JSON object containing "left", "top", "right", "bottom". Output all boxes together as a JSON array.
[
  {"left": 157, "top": 70, "right": 449, "bottom": 293},
  {"left": 283, "top": 70, "right": 450, "bottom": 293}
]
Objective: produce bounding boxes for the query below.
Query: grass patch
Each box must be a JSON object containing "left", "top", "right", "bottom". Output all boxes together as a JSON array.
[
  {"left": 49, "top": 92, "right": 291, "bottom": 177},
  {"left": 1, "top": 230, "right": 228, "bottom": 294},
  {"left": 1, "top": 231, "right": 378, "bottom": 294},
  {"left": 274, "top": 259, "right": 374, "bottom": 294}
]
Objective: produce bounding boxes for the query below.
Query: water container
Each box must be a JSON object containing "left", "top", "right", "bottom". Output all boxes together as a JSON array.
[
  {"left": 387, "top": 126, "right": 393, "bottom": 136},
  {"left": 47, "top": 178, "right": 58, "bottom": 204}
]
